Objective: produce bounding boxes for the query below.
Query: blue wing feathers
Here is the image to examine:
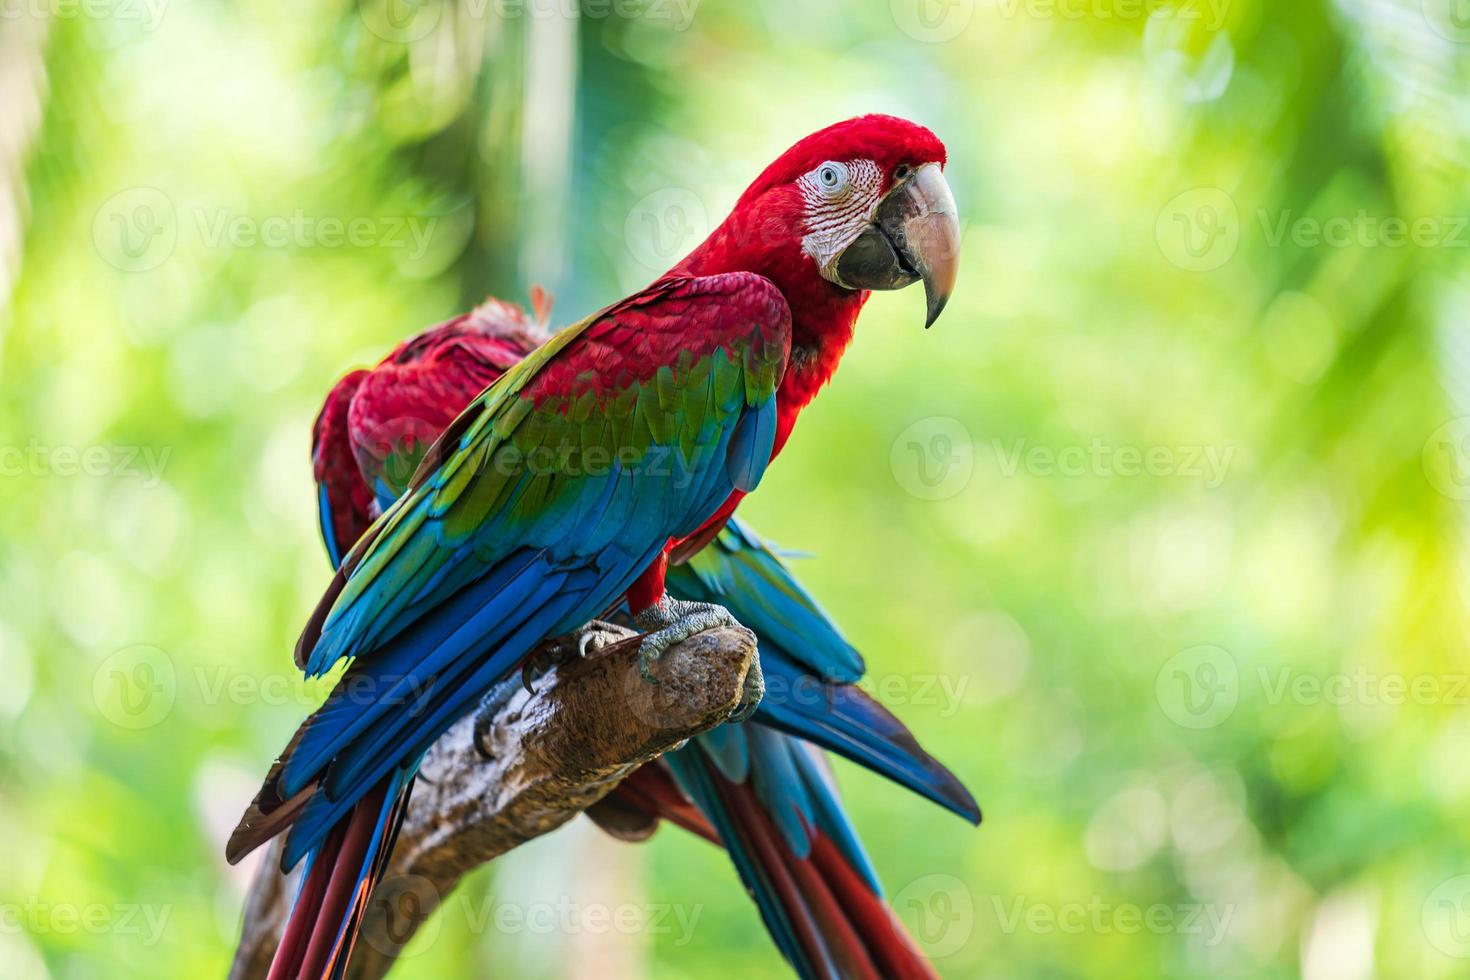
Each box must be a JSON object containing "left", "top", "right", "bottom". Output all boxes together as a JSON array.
[
  {"left": 726, "top": 394, "right": 778, "bottom": 493},
  {"left": 318, "top": 484, "right": 344, "bottom": 569}
]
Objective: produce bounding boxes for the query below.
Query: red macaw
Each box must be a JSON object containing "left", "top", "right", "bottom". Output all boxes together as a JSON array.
[
  {"left": 228, "top": 114, "right": 963, "bottom": 979},
  {"left": 308, "top": 291, "right": 978, "bottom": 978}
]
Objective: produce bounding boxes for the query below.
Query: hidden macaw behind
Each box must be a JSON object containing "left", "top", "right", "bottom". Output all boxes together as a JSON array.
[
  {"left": 227, "top": 114, "right": 963, "bottom": 979},
  {"left": 309, "top": 293, "right": 978, "bottom": 978}
]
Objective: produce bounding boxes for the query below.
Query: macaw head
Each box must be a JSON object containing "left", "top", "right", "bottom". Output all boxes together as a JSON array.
[{"left": 683, "top": 114, "right": 960, "bottom": 329}]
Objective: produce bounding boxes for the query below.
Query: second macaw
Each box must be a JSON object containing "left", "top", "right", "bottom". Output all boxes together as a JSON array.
[{"left": 228, "top": 114, "right": 963, "bottom": 979}]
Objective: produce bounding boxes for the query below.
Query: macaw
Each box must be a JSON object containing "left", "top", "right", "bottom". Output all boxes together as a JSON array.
[
  {"left": 306, "top": 292, "right": 978, "bottom": 977},
  {"left": 228, "top": 114, "right": 963, "bottom": 979}
]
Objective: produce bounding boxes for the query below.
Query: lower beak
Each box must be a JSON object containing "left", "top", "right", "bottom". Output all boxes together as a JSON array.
[{"left": 832, "top": 162, "right": 960, "bottom": 328}]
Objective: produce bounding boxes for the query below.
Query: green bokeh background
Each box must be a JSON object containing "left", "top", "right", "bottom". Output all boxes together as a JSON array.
[{"left": 4, "top": 0, "right": 1470, "bottom": 976}]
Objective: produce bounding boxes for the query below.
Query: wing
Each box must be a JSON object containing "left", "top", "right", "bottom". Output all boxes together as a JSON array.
[
  {"left": 302, "top": 272, "right": 789, "bottom": 675},
  {"left": 234, "top": 273, "right": 790, "bottom": 868}
]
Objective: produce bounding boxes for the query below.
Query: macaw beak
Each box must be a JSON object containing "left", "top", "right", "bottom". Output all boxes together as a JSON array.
[{"left": 832, "top": 162, "right": 960, "bottom": 328}]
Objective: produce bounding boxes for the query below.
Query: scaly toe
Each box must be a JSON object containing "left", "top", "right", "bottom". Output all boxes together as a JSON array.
[
  {"left": 636, "top": 637, "right": 665, "bottom": 684},
  {"left": 577, "top": 625, "right": 621, "bottom": 659}
]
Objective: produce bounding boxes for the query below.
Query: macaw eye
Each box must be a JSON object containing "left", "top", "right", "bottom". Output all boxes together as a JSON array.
[{"left": 813, "top": 161, "right": 849, "bottom": 196}]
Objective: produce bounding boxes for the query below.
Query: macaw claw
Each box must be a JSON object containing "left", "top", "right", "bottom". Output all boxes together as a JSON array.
[
  {"left": 632, "top": 597, "right": 742, "bottom": 684},
  {"left": 519, "top": 621, "right": 625, "bottom": 694}
]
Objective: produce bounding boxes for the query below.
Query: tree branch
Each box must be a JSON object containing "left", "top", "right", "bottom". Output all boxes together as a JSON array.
[{"left": 229, "top": 623, "right": 757, "bottom": 980}]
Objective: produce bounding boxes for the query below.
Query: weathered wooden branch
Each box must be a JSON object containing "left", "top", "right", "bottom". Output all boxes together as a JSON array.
[{"left": 229, "top": 623, "right": 757, "bottom": 980}]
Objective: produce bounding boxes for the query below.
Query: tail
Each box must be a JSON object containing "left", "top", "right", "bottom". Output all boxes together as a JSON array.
[
  {"left": 631, "top": 727, "right": 939, "bottom": 980},
  {"left": 265, "top": 766, "right": 416, "bottom": 980}
]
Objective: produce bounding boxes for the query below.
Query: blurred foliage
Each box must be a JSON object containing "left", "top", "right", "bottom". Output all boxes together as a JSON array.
[{"left": 3, "top": 0, "right": 1470, "bottom": 977}]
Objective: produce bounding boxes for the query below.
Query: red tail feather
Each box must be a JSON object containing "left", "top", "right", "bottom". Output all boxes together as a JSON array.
[
  {"left": 266, "top": 776, "right": 405, "bottom": 980},
  {"left": 607, "top": 760, "right": 939, "bottom": 979}
]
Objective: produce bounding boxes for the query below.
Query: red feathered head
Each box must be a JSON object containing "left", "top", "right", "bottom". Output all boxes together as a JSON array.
[{"left": 681, "top": 114, "right": 959, "bottom": 330}]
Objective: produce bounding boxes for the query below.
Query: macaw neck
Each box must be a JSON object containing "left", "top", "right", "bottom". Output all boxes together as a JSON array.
[{"left": 672, "top": 234, "right": 869, "bottom": 457}]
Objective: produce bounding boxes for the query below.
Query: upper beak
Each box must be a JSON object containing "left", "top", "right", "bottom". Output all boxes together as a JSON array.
[{"left": 832, "top": 162, "right": 960, "bottom": 328}]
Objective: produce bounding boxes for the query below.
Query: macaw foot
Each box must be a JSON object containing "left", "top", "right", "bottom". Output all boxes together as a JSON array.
[
  {"left": 633, "top": 597, "right": 738, "bottom": 682},
  {"left": 520, "top": 620, "right": 624, "bottom": 693},
  {"left": 473, "top": 676, "right": 521, "bottom": 759},
  {"left": 632, "top": 597, "right": 763, "bottom": 718}
]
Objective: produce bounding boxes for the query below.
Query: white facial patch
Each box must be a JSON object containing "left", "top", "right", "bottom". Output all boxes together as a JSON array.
[{"left": 798, "top": 158, "right": 884, "bottom": 277}]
